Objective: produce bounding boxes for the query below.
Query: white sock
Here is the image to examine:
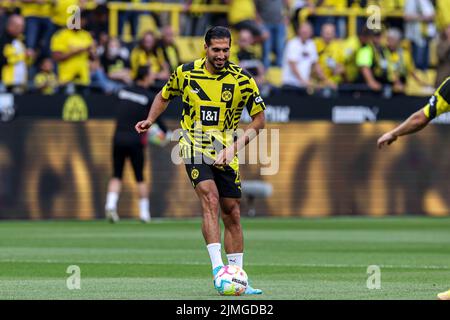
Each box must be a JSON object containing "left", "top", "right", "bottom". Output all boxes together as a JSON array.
[
  {"left": 206, "top": 243, "right": 224, "bottom": 270},
  {"left": 139, "top": 198, "right": 150, "bottom": 220},
  {"left": 227, "top": 253, "right": 243, "bottom": 269},
  {"left": 105, "top": 192, "right": 119, "bottom": 210}
]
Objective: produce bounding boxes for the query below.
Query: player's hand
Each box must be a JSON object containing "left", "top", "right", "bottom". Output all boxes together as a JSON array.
[
  {"left": 369, "top": 80, "right": 382, "bottom": 91},
  {"left": 377, "top": 132, "right": 397, "bottom": 149},
  {"left": 135, "top": 120, "right": 153, "bottom": 133},
  {"left": 213, "top": 146, "right": 236, "bottom": 167}
]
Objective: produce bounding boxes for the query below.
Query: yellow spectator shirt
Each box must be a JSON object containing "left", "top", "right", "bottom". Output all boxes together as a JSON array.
[
  {"left": 130, "top": 46, "right": 165, "bottom": 79},
  {"left": 52, "top": 0, "right": 79, "bottom": 27},
  {"left": 34, "top": 71, "right": 58, "bottom": 95},
  {"left": 50, "top": 28, "right": 93, "bottom": 85},
  {"left": 320, "top": 0, "right": 347, "bottom": 8},
  {"left": 385, "top": 47, "right": 415, "bottom": 81},
  {"left": 20, "top": 1, "right": 52, "bottom": 18},
  {"left": 0, "top": 36, "right": 27, "bottom": 86},
  {"left": 436, "top": 0, "right": 450, "bottom": 32},
  {"left": 379, "top": 0, "right": 404, "bottom": 11},
  {"left": 228, "top": 0, "right": 256, "bottom": 25},
  {"left": 315, "top": 38, "right": 345, "bottom": 84}
]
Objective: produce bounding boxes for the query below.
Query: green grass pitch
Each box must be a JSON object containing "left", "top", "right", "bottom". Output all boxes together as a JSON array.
[{"left": 0, "top": 217, "right": 449, "bottom": 300}]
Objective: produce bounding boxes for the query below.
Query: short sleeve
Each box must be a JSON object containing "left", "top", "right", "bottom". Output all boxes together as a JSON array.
[
  {"left": 50, "top": 31, "right": 66, "bottom": 53},
  {"left": 423, "top": 78, "right": 450, "bottom": 119},
  {"left": 245, "top": 77, "right": 266, "bottom": 117},
  {"left": 161, "top": 65, "right": 182, "bottom": 100},
  {"left": 356, "top": 46, "right": 373, "bottom": 67}
]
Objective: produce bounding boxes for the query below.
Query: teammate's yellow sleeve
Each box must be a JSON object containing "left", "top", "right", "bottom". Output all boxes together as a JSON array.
[
  {"left": 161, "top": 65, "right": 182, "bottom": 100},
  {"left": 423, "top": 77, "right": 450, "bottom": 119},
  {"left": 245, "top": 77, "right": 266, "bottom": 117}
]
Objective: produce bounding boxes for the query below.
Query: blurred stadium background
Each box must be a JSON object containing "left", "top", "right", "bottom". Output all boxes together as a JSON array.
[
  {"left": 1, "top": 0, "right": 449, "bottom": 219},
  {"left": 0, "top": 0, "right": 449, "bottom": 300}
]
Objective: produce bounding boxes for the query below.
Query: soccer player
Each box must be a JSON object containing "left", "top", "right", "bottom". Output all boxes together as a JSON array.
[
  {"left": 105, "top": 66, "right": 168, "bottom": 223},
  {"left": 135, "top": 26, "right": 266, "bottom": 295},
  {"left": 377, "top": 76, "right": 450, "bottom": 300}
]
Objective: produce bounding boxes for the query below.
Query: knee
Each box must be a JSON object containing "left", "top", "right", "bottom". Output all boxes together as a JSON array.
[
  {"left": 203, "top": 192, "right": 220, "bottom": 213},
  {"left": 223, "top": 205, "right": 241, "bottom": 225}
]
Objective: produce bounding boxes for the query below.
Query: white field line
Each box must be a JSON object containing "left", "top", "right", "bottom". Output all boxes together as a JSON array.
[{"left": 0, "top": 258, "right": 448, "bottom": 270}]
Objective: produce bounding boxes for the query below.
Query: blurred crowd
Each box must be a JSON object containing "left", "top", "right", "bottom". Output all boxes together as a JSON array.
[{"left": 0, "top": 0, "right": 449, "bottom": 98}]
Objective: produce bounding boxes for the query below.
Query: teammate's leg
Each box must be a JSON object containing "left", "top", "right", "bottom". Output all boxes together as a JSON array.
[
  {"left": 130, "top": 143, "right": 151, "bottom": 223},
  {"left": 137, "top": 182, "right": 150, "bottom": 222},
  {"left": 194, "top": 180, "right": 225, "bottom": 273},
  {"left": 106, "top": 178, "right": 122, "bottom": 214},
  {"left": 220, "top": 197, "right": 262, "bottom": 294},
  {"left": 105, "top": 143, "right": 126, "bottom": 222}
]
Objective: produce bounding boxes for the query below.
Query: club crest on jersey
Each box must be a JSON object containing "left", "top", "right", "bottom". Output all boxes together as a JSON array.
[
  {"left": 191, "top": 168, "right": 199, "bottom": 180},
  {"left": 222, "top": 90, "right": 233, "bottom": 102}
]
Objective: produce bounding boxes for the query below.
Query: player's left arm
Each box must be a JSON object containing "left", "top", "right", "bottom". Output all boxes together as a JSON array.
[
  {"left": 214, "top": 78, "right": 266, "bottom": 166},
  {"left": 234, "top": 110, "right": 266, "bottom": 153},
  {"left": 214, "top": 111, "right": 265, "bottom": 166},
  {"left": 377, "top": 109, "right": 430, "bottom": 149},
  {"left": 378, "top": 78, "right": 450, "bottom": 149}
]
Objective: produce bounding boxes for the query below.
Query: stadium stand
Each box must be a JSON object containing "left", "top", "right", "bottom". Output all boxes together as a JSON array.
[{"left": 0, "top": 0, "right": 445, "bottom": 97}]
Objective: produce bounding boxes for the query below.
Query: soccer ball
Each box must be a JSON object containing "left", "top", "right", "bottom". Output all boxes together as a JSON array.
[
  {"left": 147, "top": 124, "right": 171, "bottom": 147},
  {"left": 213, "top": 265, "right": 248, "bottom": 296}
]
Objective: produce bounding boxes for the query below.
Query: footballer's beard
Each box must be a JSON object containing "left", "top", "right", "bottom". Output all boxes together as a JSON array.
[{"left": 208, "top": 56, "right": 227, "bottom": 71}]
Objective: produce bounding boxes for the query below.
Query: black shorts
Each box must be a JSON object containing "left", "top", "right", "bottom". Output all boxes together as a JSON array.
[
  {"left": 184, "top": 160, "right": 241, "bottom": 198},
  {"left": 113, "top": 139, "right": 145, "bottom": 182}
]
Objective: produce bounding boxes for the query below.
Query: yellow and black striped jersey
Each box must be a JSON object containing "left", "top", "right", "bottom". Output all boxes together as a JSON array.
[
  {"left": 161, "top": 58, "right": 266, "bottom": 167},
  {"left": 423, "top": 77, "right": 450, "bottom": 119}
]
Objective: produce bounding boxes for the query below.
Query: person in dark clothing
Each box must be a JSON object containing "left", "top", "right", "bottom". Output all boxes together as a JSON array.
[{"left": 104, "top": 65, "right": 168, "bottom": 223}]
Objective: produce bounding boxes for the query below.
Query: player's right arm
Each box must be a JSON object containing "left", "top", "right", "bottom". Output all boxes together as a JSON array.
[
  {"left": 377, "top": 77, "right": 450, "bottom": 149},
  {"left": 135, "top": 91, "right": 170, "bottom": 133},
  {"left": 377, "top": 110, "right": 430, "bottom": 148},
  {"left": 135, "top": 65, "right": 183, "bottom": 133}
]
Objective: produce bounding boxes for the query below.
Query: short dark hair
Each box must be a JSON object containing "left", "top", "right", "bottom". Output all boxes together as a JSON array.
[
  {"left": 359, "top": 26, "right": 374, "bottom": 37},
  {"left": 135, "top": 65, "right": 151, "bottom": 82},
  {"left": 204, "top": 26, "right": 231, "bottom": 46}
]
